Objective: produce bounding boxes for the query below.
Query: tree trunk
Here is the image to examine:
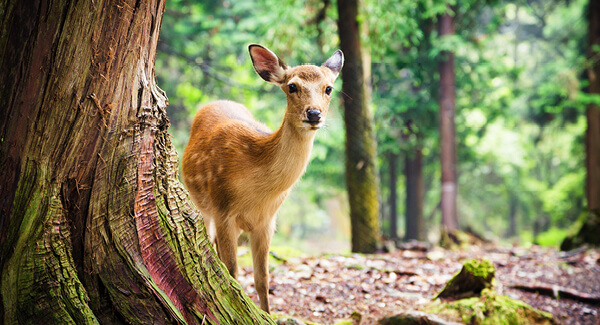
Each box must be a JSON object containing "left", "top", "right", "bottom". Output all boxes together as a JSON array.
[
  {"left": 0, "top": 1, "right": 273, "bottom": 324},
  {"left": 507, "top": 192, "right": 518, "bottom": 238},
  {"left": 405, "top": 148, "right": 424, "bottom": 241},
  {"left": 587, "top": 0, "right": 600, "bottom": 213},
  {"left": 337, "top": 0, "right": 380, "bottom": 253},
  {"left": 438, "top": 7, "right": 458, "bottom": 231},
  {"left": 388, "top": 152, "right": 399, "bottom": 241}
]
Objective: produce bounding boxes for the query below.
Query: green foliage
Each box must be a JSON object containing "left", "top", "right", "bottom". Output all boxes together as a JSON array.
[
  {"left": 157, "top": 0, "right": 589, "bottom": 248},
  {"left": 540, "top": 170, "right": 586, "bottom": 225},
  {"left": 535, "top": 227, "right": 570, "bottom": 247}
]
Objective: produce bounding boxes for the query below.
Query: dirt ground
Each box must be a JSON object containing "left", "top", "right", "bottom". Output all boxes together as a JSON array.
[{"left": 239, "top": 244, "right": 600, "bottom": 324}]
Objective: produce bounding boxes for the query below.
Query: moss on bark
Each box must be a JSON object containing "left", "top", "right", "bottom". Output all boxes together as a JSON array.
[
  {"left": 338, "top": 0, "right": 380, "bottom": 254},
  {"left": 561, "top": 210, "right": 600, "bottom": 250}
]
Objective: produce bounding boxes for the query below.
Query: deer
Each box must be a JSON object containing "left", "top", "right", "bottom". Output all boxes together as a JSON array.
[{"left": 181, "top": 44, "right": 343, "bottom": 313}]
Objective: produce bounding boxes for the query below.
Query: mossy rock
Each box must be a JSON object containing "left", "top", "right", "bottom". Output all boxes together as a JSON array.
[
  {"left": 427, "top": 288, "right": 557, "bottom": 325},
  {"left": 561, "top": 210, "right": 600, "bottom": 250},
  {"left": 435, "top": 259, "right": 495, "bottom": 299}
]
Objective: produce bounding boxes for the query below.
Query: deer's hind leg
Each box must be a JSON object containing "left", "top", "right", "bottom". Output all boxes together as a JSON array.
[{"left": 215, "top": 218, "right": 242, "bottom": 279}]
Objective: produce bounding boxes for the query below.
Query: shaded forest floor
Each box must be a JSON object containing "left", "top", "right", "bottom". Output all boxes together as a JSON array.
[{"left": 239, "top": 244, "right": 600, "bottom": 324}]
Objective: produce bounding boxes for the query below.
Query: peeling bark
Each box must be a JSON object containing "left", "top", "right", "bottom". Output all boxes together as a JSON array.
[{"left": 0, "top": 0, "right": 273, "bottom": 324}]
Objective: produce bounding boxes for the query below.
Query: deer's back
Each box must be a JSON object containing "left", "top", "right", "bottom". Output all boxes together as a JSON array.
[{"left": 182, "top": 100, "right": 278, "bottom": 223}]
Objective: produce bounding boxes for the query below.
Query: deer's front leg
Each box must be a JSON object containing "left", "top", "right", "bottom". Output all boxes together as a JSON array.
[
  {"left": 251, "top": 226, "right": 274, "bottom": 313},
  {"left": 216, "top": 220, "right": 239, "bottom": 279}
]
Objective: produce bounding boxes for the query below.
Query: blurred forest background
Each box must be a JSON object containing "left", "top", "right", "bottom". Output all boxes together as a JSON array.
[{"left": 155, "top": 0, "right": 594, "bottom": 253}]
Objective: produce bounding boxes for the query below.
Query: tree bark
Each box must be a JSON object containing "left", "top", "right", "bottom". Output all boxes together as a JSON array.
[
  {"left": 0, "top": 1, "right": 273, "bottom": 324},
  {"left": 337, "top": 0, "right": 380, "bottom": 253},
  {"left": 405, "top": 148, "right": 424, "bottom": 241},
  {"left": 438, "top": 7, "right": 458, "bottom": 231},
  {"left": 587, "top": 0, "right": 600, "bottom": 213}
]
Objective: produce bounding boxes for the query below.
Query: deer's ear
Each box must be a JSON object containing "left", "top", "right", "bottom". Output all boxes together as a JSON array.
[
  {"left": 249, "top": 44, "right": 288, "bottom": 85},
  {"left": 322, "top": 50, "right": 344, "bottom": 77}
]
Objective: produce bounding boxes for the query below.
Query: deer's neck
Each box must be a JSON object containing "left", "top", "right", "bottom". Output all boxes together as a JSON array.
[{"left": 261, "top": 115, "right": 315, "bottom": 192}]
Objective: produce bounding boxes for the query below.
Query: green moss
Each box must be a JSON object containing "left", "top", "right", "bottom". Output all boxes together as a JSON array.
[
  {"left": 463, "top": 258, "right": 495, "bottom": 281},
  {"left": 435, "top": 258, "right": 495, "bottom": 299},
  {"left": 428, "top": 289, "right": 556, "bottom": 325},
  {"left": 237, "top": 245, "right": 305, "bottom": 268}
]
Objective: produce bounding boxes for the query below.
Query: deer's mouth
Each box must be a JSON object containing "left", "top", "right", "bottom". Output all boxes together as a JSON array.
[{"left": 303, "top": 120, "right": 322, "bottom": 130}]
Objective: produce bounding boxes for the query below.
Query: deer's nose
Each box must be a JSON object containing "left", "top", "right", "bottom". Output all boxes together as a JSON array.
[{"left": 306, "top": 109, "right": 321, "bottom": 124}]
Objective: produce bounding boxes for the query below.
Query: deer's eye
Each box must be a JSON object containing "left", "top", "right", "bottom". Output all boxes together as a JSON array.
[
  {"left": 288, "top": 84, "right": 298, "bottom": 93},
  {"left": 325, "top": 86, "right": 333, "bottom": 95}
]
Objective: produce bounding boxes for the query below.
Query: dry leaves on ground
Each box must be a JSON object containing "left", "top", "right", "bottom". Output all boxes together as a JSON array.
[{"left": 238, "top": 244, "right": 600, "bottom": 324}]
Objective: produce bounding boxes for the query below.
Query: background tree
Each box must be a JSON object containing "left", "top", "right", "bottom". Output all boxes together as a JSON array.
[
  {"left": 587, "top": 0, "right": 600, "bottom": 213},
  {"left": 561, "top": 0, "right": 600, "bottom": 249},
  {"left": 368, "top": 0, "right": 445, "bottom": 242},
  {"left": 404, "top": 121, "right": 425, "bottom": 241},
  {"left": 438, "top": 5, "right": 459, "bottom": 232},
  {"left": 0, "top": 0, "right": 273, "bottom": 323},
  {"left": 338, "top": 0, "right": 381, "bottom": 253}
]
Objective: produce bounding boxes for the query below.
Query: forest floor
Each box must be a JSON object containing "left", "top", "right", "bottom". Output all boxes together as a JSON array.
[{"left": 238, "top": 243, "right": 600, "bottom": 324}]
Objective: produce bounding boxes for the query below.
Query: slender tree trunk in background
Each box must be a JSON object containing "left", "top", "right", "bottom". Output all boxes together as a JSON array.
[
  {"left": 388, "top": 153, "right": 399, "bottom": 241},
  {"left": 587, "top": 0, "right": 600, "bottom": 213},
  {"left": 337, "top": 0, "right": 380, "bottom": 253},
  {"left": 438, "top": 7, "right": 458, "bottom": 231},
  {"left": 0, "top": 1, "right": 272, "bottom": 324},
  {"left": 507, "top": 193, "right": 518, "bottom": 238},
  {"left": 405, "top": 148, "right": 424, "bottom": 241}
]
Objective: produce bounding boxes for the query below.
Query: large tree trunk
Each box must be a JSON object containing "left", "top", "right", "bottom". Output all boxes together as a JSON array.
[
  {"left": 338, "top": 0, "right": 380, "bottom": 253},
  {"left": 0, "top": 1, "right": 273, "bottom": 324},
  {"left": 438, "top": 7, "right": 458, "bottom": 231},
  {"left": 587, "top": 0, "right": 600, "bottom": 213}
]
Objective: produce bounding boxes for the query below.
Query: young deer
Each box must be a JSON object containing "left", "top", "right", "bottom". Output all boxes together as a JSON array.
[{"left": 182, "top": 44, "right": 343, "bottom": 313}]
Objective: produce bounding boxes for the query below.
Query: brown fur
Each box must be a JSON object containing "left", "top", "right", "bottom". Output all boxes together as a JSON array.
[{"left": 182, "top": 45, "right": 343, "bottom": 313}]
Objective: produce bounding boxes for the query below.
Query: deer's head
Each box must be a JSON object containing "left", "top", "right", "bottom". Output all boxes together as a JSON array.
[{"left": 249, "top": 44, "right": 344, "bottom": 133}]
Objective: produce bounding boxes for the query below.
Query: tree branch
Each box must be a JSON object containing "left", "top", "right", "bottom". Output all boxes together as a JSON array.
[{"left": 158, "top": 42, "right": 260, "bottom": 91}]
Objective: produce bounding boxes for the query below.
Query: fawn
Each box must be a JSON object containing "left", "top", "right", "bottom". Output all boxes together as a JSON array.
[{"left": 181, "top": 44, "right": 344, "bottom": 313}]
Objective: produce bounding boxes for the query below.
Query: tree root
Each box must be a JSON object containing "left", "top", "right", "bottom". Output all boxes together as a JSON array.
[{"left": 509, "top": 283, "right": 600, "bottom": 304}]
